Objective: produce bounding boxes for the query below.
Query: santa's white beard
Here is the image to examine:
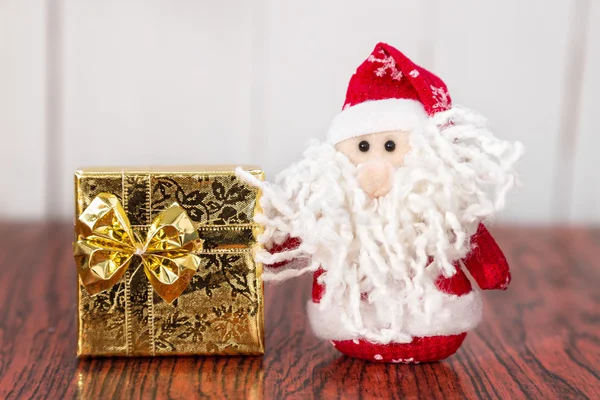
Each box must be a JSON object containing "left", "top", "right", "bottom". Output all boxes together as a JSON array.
[{"left": 237, "top": 106, "right": 523, "bottom": 344}]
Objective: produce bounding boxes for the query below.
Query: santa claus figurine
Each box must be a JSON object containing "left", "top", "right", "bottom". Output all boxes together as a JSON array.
[{"left": 237, "top": 43, "right": 523, "bottom": 363}]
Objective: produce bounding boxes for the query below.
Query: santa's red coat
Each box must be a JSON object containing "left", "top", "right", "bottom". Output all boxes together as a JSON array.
[{"left": 269, "top": 223, "right": 510, "bottom": 363}]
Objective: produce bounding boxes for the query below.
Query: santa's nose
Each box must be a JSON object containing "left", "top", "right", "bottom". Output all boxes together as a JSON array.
[{"left": 357, "top": 159, "right": 395, "bottom": 198}]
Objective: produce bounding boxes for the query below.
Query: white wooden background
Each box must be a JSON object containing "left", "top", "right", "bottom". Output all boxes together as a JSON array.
[{"left": 1, "top": 0, "right": 599, "bottom": 223}]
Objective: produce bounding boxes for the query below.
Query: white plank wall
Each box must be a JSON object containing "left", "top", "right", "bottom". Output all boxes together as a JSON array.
[
  {"left": 570, "top": 0, "right": 600, "bottom": 223},
  {"left": 434, "top": 0, "right": 574, "bottom": 223},
  {"left": 0, "top": 1, "right": 598, "bottom": 223},
  {"left": 57, "top": 0, "right": 257, "bottom": 218},
  {"left": 0, "top": 2, "right": 47, "bottom": 219}
]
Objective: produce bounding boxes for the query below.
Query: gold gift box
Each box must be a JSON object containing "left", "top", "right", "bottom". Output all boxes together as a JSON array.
[{"left": 74, "top": 166, "right": 264, "bottom": 357}]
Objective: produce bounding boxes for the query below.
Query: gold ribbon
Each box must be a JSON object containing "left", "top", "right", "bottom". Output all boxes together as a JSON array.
[{"left": 74, "top": 193, "right": 204, "bottom": 303}]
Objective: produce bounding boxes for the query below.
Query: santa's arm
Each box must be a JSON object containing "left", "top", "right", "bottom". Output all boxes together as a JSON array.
[
  {"left": 266, "top": 236, "right": 302, "bottom": 268},
  {"left": 462, "top": 223, "right": 511, "bottom": 290}
]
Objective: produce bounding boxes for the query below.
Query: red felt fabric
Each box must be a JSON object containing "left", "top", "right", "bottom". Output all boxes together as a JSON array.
[
  {"left": 267, "top": 237, "right": 302, "bottom": 269},
  {"left": 332, "top": 334, "right": 467, "bottom": 363},
  {"left": 464, "top": 223, "right": 511, "bottom": 290},
  {"left": 343, "top": 42, "right": 452, "bottom": 115},
  {"left": 312, "top": 268, "right": 326, "bottom": 303},
  {"left": 435, "top": 266, "right": 473, "bottom": 296}
]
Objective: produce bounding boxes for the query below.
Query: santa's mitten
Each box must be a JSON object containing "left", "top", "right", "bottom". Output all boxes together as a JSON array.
[{"left": 464, "top": 224, "right": 511, "bottom": 291}]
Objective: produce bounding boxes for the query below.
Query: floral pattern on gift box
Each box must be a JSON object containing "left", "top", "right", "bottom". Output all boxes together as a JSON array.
[
  {"left": 151, "top": 175, "right": 254, "bottom": 225},
  {"left": 75, "top": 167, "right": 264, "bottom": 357}
]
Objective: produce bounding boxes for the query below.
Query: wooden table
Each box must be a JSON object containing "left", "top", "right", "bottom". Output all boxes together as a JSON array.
[{"left": 0, "top": 223, "right": 598, "bottom": 399}]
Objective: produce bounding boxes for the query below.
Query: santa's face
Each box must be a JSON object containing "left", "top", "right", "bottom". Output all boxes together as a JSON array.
[{"left": 335, "top": 130, "right": 411, "bottom": 198}]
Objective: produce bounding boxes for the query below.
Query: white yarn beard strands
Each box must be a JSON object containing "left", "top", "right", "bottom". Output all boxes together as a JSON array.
[{"left": 236, "top": 106, "right": 523, "bottom": 344}]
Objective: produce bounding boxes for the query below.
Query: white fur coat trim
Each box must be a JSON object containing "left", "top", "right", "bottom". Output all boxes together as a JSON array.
[
  {"left": 307, "top": 289, "right": 482, "bottom": 342},
  {"left": 327, "top": 98, "right": 428, "bottom": 144}
]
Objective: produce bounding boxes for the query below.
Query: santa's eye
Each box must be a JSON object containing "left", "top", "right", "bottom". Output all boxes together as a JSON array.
[
  {"left": 385, "top": 140, "right": 396, "bottom": 152},
  {"left": 358, "top": 140, "right": 370, "bottom": 152}
]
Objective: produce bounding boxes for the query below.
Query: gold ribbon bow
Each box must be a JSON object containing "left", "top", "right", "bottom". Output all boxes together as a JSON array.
[{"left": 74, "top": 193, "right": 204, "bottom": 303}]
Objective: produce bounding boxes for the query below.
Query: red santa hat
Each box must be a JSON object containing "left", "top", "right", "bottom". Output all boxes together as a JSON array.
[{"left": 327, "top": 43, "right": 453, "bottom": 144}]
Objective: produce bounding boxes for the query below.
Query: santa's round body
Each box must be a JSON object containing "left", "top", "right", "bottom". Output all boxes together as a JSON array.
[
  {"left": 273, "top": 224, "right": 510, "bottom": 363},
  {"left": 237, "top": 42, "right": 521, "bottom": 363},
  {"left": 313, "top": 268, "right": 474, "bottom": 363}
]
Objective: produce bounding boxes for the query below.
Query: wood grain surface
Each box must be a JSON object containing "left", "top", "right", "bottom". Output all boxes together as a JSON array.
[{"left": 0, "top": 223, "right": 598, "bottom": 399}]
